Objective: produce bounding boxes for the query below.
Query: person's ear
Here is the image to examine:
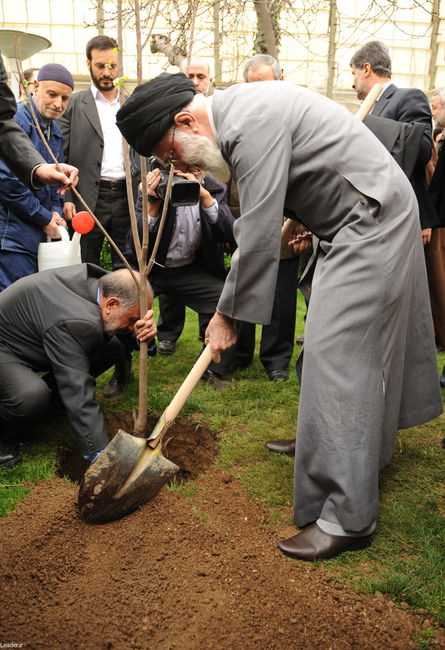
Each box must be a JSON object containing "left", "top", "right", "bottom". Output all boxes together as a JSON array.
[
  {"left": 175, "top": 111, "right": 199, "bottom": 133},
  {"left": 362, "top": 63, "right": 372, "bottom": 77},
  {"left": 105, "top": 297, "right": 120, "bottom": 314}
]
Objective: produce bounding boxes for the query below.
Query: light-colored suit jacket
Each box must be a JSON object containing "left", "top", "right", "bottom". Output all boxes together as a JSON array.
[{"left": 211, "top": 81, "right": 417, "bottom": 324}]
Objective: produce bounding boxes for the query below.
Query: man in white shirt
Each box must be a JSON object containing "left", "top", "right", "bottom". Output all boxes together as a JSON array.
[
  {"left": 59, "top": 35, "right": 129, "bottom": 269},
  {"left": 59, "top": 35, "right": 133, "bottom": 397}
]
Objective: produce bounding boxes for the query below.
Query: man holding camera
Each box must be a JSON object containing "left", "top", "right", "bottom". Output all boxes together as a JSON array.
[{"left": 123, "top": 161, "right": 236, "bottom": 388}]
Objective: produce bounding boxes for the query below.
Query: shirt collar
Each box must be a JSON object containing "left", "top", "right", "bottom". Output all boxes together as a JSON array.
[{"left": 90, "top": 83, "right": 120, "bottom": 105}]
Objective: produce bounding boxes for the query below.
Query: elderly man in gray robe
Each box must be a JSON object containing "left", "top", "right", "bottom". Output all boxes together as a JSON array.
[{"left": 116, "top": 73, "right": 442, "bottom": 561}]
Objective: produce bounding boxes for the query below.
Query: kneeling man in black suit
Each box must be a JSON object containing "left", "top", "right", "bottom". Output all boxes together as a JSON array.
[{"left": 0, "top": 263, "right": 156, "bottom": 467}]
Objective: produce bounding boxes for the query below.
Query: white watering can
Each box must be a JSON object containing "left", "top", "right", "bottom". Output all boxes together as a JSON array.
[{"left": 38, "top": 226, "right": 82, "bottom": 272}]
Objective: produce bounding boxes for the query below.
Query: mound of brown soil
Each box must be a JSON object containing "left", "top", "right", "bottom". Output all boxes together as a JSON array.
[
  {"left": 0, "top": 417, "right": 443, "bottom": 648},
  {"left": 56, "top": 414, "right": 219, "bottom": 485}
]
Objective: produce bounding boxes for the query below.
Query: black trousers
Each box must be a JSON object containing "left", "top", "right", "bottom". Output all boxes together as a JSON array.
[
  {"left": 150, "top": 262, "right": 234, "bottom": 375},
  {"left": 234, "top": 257, "right": 299, "bottom": 372},
  {"left": 80, "top": 181, "right": 130, "bottom": 270},
  {"left": 0, "top": 337, "right": 123, "bottom": 438},
  {"left": 157, "top": 294, "right": 208, "bottom": 342}
]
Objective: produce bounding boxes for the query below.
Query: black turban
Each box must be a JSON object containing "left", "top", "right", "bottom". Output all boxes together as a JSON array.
[{"left": 116, "top": 72, "right": 196, "bottom": 156}]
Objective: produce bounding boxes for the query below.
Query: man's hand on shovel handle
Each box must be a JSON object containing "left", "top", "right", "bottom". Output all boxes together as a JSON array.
[
  {"left": 135, "top": 309, "right": 157, "bottom": 342},
  {"left": 205, "top": 311, "right": 237, "bottom": 363}
]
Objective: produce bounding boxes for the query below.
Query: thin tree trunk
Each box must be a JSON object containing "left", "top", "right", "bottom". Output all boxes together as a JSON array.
[
  {"left": 253, "top": 0, "right": 279, "bottom": 60},
  {"left": 428, "top": 0, "right": 440, "bottom": 90},
  {"left": 213, "top": 0, "right": 221, "bottom": 83},
  {"left": 96, "top": 1, "right": 104, "bottom": 35},
  {"left": 326, "top": 0, "right": 337, "bottom": 99},
  {"left": 130, "top": 0, "right": 150, "bottom": 436}
]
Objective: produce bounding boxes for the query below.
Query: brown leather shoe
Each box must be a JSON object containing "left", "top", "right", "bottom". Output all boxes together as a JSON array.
[
  {"left": 201, "top": 370, "right": 230, "bottom": 390},
  {"left": 278, "top": 523, "right": 372, "bottom": 561},
  {"left": 265, "top": 439, "right": 295, "bottom": 455}
]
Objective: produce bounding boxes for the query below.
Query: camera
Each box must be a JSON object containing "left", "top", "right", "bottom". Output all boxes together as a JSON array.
[{"left": 148, "top": 157, "right": 200, "bottom": 207}]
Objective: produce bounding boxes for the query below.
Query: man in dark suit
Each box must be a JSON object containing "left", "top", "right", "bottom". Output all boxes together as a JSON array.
[
  {"left": 124, "top": 162, "right": 236, "bottom": 388},
  {"left": 350, "top": 40, "right": 440, "bottom": 242},
  {"left": 59, "top": 34, "right": 134, "bottom": 397},
  {"left": 59, "top": 34, "right": 130, "bottom": 268},
  {"left": 0, "top": 264, "right": 156, "bottom": 468},
  {"left": 0, "top": 53, "right": 78, "bottom": 192}
]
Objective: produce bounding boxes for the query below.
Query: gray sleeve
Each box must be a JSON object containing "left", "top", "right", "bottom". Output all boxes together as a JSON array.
[{"left": 217, "top": 120, "right": 292, "bottom": 324}]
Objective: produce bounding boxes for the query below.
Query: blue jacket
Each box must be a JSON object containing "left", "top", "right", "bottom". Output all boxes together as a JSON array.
[{"left": 0, "top": 96, "right": 64, "bottom": 257}]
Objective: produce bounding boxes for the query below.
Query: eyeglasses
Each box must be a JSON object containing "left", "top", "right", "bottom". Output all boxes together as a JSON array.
[{"left": 154, "top": 126, "right": 177, "bottom": 169}]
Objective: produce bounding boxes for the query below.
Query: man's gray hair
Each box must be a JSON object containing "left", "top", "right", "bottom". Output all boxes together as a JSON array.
[
  {"left": 432, "top": 88, "right": 445, "bottom": 107},
  {"left": 243, "top": 54, "right": 281, "bottom": 81},
  {"left": 350, "top": 41, "right": 392, "bottom": 78},
  {"left": 100, "top": 269, "right": 153, "bottom": 311}
]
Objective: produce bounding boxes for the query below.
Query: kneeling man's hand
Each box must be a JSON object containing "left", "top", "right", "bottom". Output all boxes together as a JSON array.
[{"left": 134, "top": 309, "right": 157, "bottom": 342}]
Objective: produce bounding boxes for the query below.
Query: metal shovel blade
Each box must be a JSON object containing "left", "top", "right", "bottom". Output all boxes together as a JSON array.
[
  {"left": 78, "top": 346, "right": 213, "bottom": 524},
  {"left": 78, "top": 429, "right": 179, "bottom": 524}
]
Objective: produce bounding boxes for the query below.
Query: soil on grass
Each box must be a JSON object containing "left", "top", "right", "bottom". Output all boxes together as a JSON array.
[{"left": 0, "top": 416, "right": 443, "bottom": 649}]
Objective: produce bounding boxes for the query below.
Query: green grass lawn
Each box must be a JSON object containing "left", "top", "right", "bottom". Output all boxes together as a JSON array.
[{"left": 1, "top": 293, "right": 444, "bottom": 625}]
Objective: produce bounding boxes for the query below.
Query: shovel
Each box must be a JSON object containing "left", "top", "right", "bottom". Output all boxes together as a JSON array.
[{"left": 78, "top": 345, "right": 213, "bottom": 524}]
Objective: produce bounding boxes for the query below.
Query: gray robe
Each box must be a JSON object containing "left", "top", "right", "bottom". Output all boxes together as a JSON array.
[{"left": 211, "top": 82, "right": 442, "bottom": 531}]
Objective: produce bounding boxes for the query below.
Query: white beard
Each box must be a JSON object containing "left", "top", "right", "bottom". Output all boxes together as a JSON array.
[{"left": 174, "top": 130, "right": 230, "bottom": 183}]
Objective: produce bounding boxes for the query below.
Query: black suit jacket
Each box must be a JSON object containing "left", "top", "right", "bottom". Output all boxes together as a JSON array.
[
  {"left": 58, "top": 89, "right": 106, "bottom": 210},
  {"left": 370, "top": 83, "right": 440, "bottom": 228},
  {"left": 0, "top": 53, "right": 44, "bottom": 187},
  {"left": 0, "top": 263, "right": 111, "bottom": 455}
]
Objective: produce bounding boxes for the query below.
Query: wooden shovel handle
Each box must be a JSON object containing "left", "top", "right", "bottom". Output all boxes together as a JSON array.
[
  {"left": 165, "top": 345, "right": 213, "bottom": 420},
  {"left": 354, "top": 83, "right": 383, "bottom": 122}
]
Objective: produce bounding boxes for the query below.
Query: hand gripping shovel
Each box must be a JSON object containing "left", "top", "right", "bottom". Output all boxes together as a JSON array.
[{"left": 78, "top": 346, "right": 213, "bottom": 524}]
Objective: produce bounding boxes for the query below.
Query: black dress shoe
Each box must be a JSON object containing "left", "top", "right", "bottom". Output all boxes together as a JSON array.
[
  {"left": 268, "top": 369, "right": 289, "bottom": 382},
  {"left": 265, "top": 439, "right": 295, "bottom": 455},
  {"left": 103, "top": 371, "right": 134, "bottom": 399},
  {"left": 201, "top": 370, "right": 230, "bottom": 390},
  {"left": 278, "top": 523, "right": 372, "bottom": 561},
  {"left": 1, "top": 435, "right": 30, "bottom": 449},
  {"left": 0, "top": 441, "right": 21, "bottom": 468},
  {"left": 157, "top": 340, "right": 176, "bottom": 355},
  {"left": 440, "top": 374, "right": 445, "bottom": 389},
  {"left": 229, "top": 359, "right": 251, "bottom": 373},
  {"left": 0, "top": 420, "right": 31, "bottom": 448}
]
